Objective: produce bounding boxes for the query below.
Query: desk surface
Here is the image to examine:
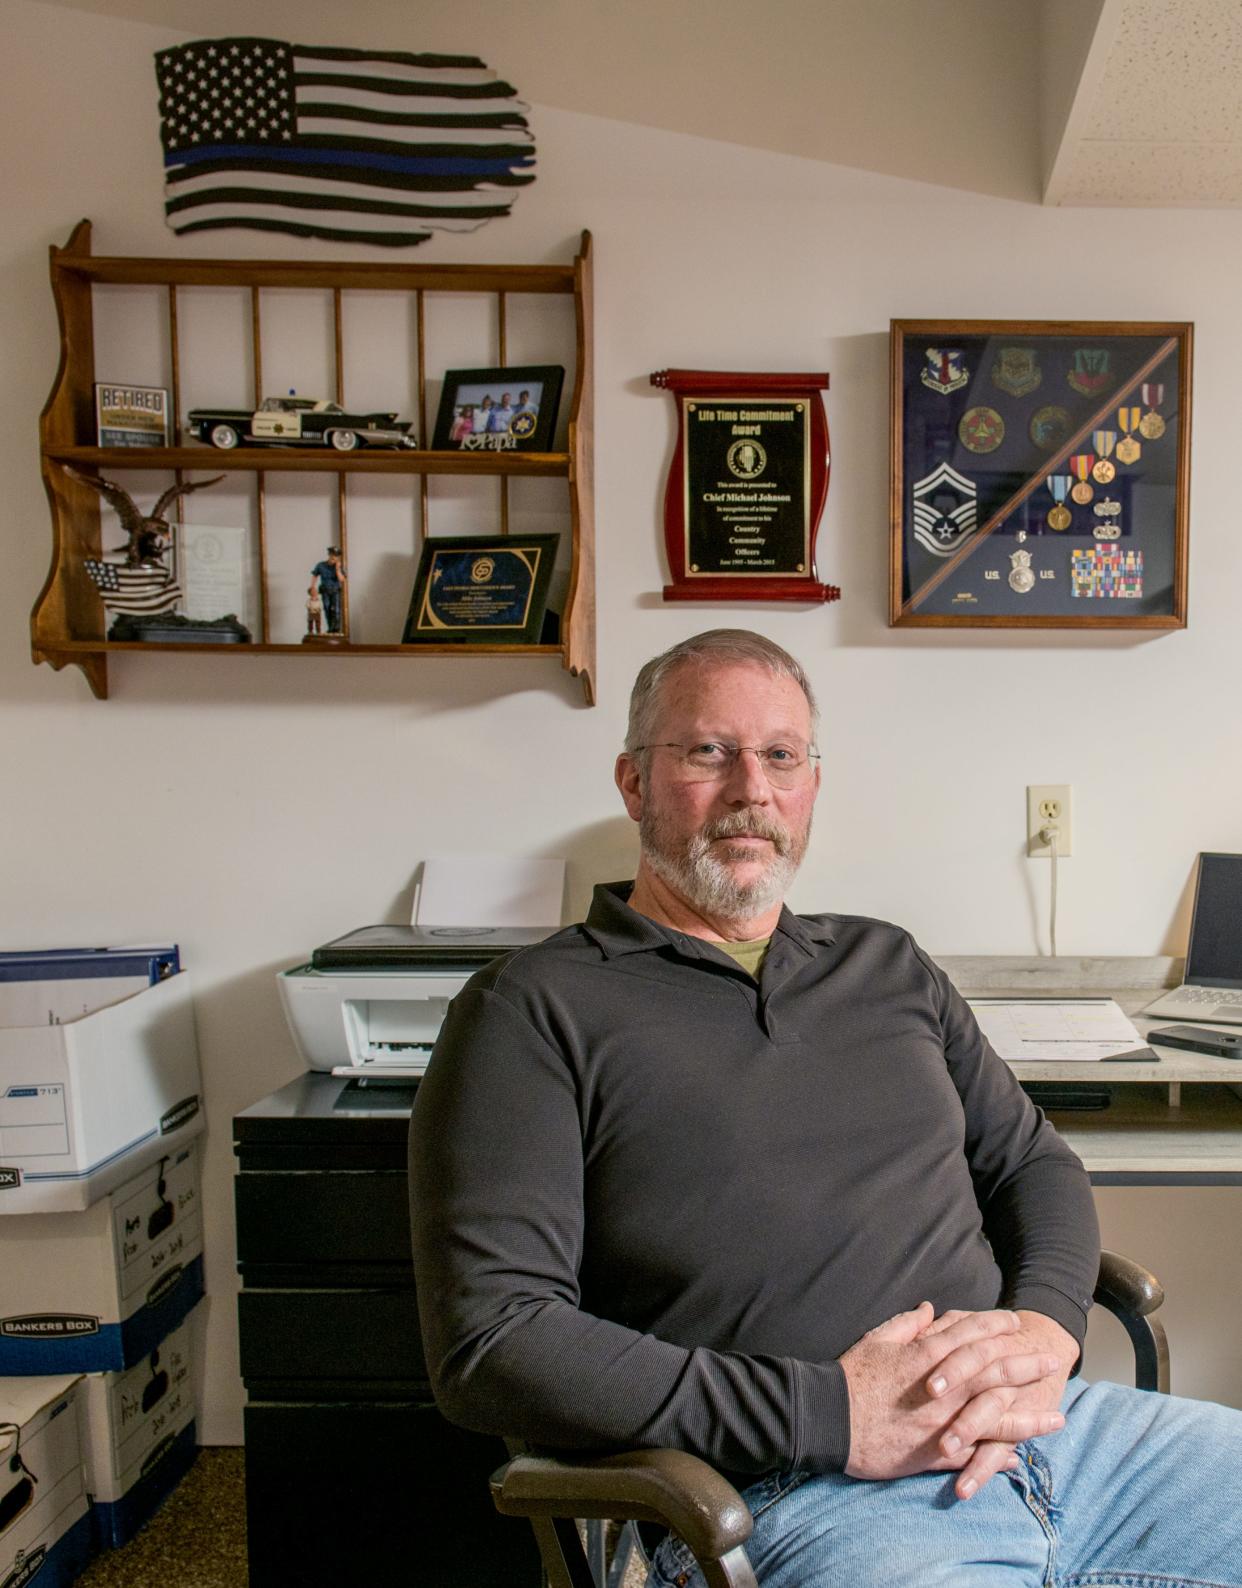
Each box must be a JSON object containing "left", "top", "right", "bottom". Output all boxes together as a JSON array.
[{"left": 948, "top": 966, "right": 1242, "bottom": 1184}]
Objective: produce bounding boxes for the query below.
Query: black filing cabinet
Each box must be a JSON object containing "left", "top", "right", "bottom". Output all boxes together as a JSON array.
[{"left": 234, "top": 1073, "right": 542, "bottom": 1586}]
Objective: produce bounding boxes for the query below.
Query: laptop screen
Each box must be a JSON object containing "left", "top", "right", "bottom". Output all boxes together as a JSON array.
[{"left": 1186, "top": 853, "right": 1242, "bottom": 986}]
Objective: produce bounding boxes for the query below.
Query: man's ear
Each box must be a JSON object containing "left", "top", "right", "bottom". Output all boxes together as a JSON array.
[{"left": 615, "top": 753, "right": 644, "bottom": 823}]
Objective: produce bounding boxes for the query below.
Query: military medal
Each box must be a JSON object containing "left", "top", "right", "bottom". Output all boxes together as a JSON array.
[
  {"left": 1069, "top": 454, "right": 1096, "bottom": 504},
  {"left": 1093, "top": 497, "right": 1122, "bottom": 540},
  {"left": 958, "top": 405, "right": 1005, "bottom": 453},
  {"left": 1008, "top": 548, "right": 1035, "bottom": 593},
  {"left": 1139, "top": 382, "right": 1166, "bottom": 440},
  {"left": 1116, "top": 407, "right": 1142, "bottom": 465},
  {"left": 1092, "top": 430, "right": 1117, "bottom": 483},
  {"left": 1046, "top": 474, "right": 1072, "bottom": 530}
]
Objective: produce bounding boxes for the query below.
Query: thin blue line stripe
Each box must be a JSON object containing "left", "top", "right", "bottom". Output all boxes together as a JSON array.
[{"left": 166, "top": 144, "right": 533, "bottom": 175}]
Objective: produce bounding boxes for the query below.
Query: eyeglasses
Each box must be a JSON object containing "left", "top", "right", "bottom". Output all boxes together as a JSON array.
[{"left": 632, "top": 741, "right": 821, "bottom": 788}]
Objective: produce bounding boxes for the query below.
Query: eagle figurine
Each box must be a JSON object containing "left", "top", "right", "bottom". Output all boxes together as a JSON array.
[{"left": 66, "top": 468, "right": 225, "bottom": 566}]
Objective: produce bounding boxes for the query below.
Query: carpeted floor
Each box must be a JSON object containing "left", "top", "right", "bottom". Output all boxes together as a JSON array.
[{"left": 76, "top": 1448, "right": 247, "bottom": 1588}]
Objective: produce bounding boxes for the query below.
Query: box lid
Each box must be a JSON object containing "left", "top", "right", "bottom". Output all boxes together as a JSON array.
[{"left": 0, "top": 1374, "right": 81, "bottom": 1434}]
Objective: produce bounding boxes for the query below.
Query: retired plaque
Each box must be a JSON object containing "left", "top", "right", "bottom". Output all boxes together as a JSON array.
[
  {"left": 402, "top": 533, "right": 558, "bottom": 644},
  {"left": 651, "top": 369, "right": 837, "bottom": 603}
]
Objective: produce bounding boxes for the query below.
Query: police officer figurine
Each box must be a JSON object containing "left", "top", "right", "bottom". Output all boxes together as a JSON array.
[{"left": 305, "top": 546, "right": 347, "bottom": 643}]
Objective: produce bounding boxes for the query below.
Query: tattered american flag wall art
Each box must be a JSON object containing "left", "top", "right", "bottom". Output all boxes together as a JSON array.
[{"left": 155, "top": 38, "right": 535, "bottom": 247}]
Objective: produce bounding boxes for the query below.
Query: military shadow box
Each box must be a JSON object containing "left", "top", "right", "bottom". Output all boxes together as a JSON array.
[{"left": 890, "top": 320, "right": 1192, "bottom": 628}]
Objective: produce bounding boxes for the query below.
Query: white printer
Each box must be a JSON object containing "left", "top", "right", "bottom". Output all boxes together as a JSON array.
[
  {"left": 279, "top": 924, "right": 557, "bottom": 1081},
  {"left": 278, "top": 856, "right": 566, "bottom": 1082}
]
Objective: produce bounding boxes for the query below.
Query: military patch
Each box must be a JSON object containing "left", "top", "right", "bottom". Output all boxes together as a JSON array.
[
  {"left": 958, "top": 406, "right": 1004, "bottom": 453},
  {"left": 921, "top": 347, "right": 969, "bottom": 395},
  {"left": 1030, "top": 405, "right": 1072, "bottom": 451},
  {"left": 991, "top": 346, "right": 1042, "bottom": 397},
  {"left": 1067, "top": 348, "right": 1112, "bottom": 396},
  {"left": 912, "top": 462, "right": 977, "bottom": 558}
]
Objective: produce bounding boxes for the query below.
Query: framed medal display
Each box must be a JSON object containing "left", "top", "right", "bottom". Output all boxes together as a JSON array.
[{"left": 890, "top": 320, "right": 1192, "bottom": 628}]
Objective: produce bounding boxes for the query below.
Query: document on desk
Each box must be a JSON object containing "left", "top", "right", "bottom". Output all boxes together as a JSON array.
[{"left": 967, "top": 998, "right": 1152, "bottom": 1062}]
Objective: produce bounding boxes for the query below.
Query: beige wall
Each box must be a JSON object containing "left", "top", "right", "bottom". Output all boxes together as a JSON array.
[
  {"left": 41, "top": 0, "right": 1046, "bottom": 199},
  {"left": 3, "top": 0, "right": 1242, "bottom": 1442}
]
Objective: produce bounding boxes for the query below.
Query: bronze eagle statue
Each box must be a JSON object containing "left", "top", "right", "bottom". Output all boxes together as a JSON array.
[{"left": 66, "top": 468, "right": 225, "bottom": 566}]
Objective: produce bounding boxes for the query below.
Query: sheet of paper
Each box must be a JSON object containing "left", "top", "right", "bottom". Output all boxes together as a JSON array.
[
  {"left": 967, "top": 998, "right": 1147, "bottom": 1061},
  {"left": 414, "top": 855, "right": 566, "bottom": 928}
]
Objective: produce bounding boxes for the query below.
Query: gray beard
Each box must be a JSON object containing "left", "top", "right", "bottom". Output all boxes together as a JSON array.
[{"left": 639, "top": 804, "right": 808, "bottom": 922}]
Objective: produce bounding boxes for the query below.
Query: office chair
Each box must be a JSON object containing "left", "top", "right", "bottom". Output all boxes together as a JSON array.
[{"left": 491, "top": 1250, "right": 1169, "bottom": 1588}]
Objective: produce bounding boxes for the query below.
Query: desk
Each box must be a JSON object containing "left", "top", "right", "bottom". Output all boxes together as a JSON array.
[{"left": 940, "top": 954, "right": 1242, "bottom": 1187}]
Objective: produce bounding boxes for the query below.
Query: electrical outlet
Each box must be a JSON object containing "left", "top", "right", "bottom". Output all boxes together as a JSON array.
[{"left": 1027, "top": 784, "right": 1073, "bottom": 857}]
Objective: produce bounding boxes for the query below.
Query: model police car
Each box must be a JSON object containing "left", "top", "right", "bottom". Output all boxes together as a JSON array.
[{"left": 186, "top": 396, "right": 417, "bottom": 452}]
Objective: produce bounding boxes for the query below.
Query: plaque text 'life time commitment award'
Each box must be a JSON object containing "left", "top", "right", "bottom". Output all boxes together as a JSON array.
[{"left": 651, "top": 369, "right": 837, "bottom": 603}]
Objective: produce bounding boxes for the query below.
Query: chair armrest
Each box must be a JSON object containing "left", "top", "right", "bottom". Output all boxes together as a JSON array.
[
  {"left": 1093, "top": 1248, "right": 1170, "bottom": 1393},
  {"left": 491, "top": 1447, "right": 754, "bottom": 1563},
  {"left": 1095, "top": 1248, "right": 1164, "bottom": 1317}
]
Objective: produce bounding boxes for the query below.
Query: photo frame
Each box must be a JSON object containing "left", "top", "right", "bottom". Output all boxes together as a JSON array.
[
  {"left": 431, "top": 365, "right": 564, "bottom": 453},
  {"left": 890, "top": 320, "right": 1193, "bottom": 628},
  {"left": 402, "top": 533, "right": 559, "bottom": 644}
]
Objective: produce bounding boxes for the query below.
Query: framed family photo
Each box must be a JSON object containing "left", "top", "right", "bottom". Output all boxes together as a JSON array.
[
  {"left": 890, "top": 320, "right": 1193, "bottom": 629},
  {"left": 431, "top": 365, "right": 564, "bottom": 453}
]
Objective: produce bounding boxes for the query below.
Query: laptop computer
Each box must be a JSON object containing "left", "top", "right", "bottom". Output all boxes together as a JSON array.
[{"left": 1143, "top": 853, "right": 1242, "bottom": 1023}]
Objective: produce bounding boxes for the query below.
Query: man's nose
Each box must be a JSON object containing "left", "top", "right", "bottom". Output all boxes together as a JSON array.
[{"left": 721, "top": 747, "right": 772, "bottom": 803}]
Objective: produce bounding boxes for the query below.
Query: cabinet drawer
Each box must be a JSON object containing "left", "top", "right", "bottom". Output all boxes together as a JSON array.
[
  {"left": 243, "top": 1402, "right": 541, "bottom": 1587},
  {"left": 235, "top": 1170, "right": 411, "bottom": 1264},
  {"left": 238, "top": 1287, "right": 426, "bottom": 1384}
]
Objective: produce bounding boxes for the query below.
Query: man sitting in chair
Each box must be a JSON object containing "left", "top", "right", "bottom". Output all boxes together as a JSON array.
[{"left": 409, "top": 629, "right": 1242, "bottom": 1587}]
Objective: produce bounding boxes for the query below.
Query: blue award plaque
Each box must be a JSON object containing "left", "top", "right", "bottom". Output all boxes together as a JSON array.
[{"left": 402, "top": 534, "right": 559, "bottom": 644}]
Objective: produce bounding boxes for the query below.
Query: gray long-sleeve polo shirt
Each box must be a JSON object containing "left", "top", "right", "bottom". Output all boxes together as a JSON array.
[{"left": 408, "top": 882, "right": 1099, "bottom": 1477}]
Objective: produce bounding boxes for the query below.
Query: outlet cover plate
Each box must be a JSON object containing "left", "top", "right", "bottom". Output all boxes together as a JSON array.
[{"left": 1027, "top": 784, "right": 1073, "bottom": 856}]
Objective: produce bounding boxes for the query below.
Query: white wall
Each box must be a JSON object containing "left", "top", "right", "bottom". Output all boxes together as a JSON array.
[{"left": 3, "top": 0, "right": 1241, "bottom": 1443}]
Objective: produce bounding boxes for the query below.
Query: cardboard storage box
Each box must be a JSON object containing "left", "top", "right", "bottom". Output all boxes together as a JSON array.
[
  {"left": 0, "top": 1376, "right": 93, "bottom": 1588},
  {"left": 82, "top": 1307, "right": 198, "bottom": 1548},
  {"left": 0, "top": 1141, "right": 203, "bottom": 1374},
  {"left": 0, "top": 966, "right": 201, "bottom": 1213}
]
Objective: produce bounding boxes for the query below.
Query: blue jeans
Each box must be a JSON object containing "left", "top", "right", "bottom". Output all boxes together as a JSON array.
[{"left": 647, "top": 1379, "right": 1242, "bottom": 1587}]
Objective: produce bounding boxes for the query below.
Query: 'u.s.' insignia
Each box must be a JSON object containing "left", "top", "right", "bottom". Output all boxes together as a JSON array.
[
  {"left": 510, "top": 410, "right": 537, "bottom": 440},
  {"left": 912, "top": 462, "right": 977, "bottom": 558},
  {"left": 991, "top": 346, "right": 1042, "bottom": 397},
  {"left": 921, "top": 347, "right": 969, "bottom": 395},
  {"left": 1067, "top": 348, "right": 1112, "bottom": 396}
]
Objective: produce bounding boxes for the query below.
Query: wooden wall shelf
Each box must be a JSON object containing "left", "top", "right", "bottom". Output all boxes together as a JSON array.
[{"left": 33, "top": 221, "right": 596, "bottom": 703}]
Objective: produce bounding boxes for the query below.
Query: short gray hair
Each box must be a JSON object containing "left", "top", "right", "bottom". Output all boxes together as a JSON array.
[{"left": 624, "top": 629, "right": 820, "bottom": 756}]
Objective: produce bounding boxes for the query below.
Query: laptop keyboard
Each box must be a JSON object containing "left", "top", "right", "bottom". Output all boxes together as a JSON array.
[{"left": 1180, "top": 986, "right": 1242, "bottom": 1006}]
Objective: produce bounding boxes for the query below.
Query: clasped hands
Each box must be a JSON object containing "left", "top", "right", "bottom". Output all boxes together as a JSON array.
[{"left": 841, "top": 1302, "right": 1078, "bottom": 1501}]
